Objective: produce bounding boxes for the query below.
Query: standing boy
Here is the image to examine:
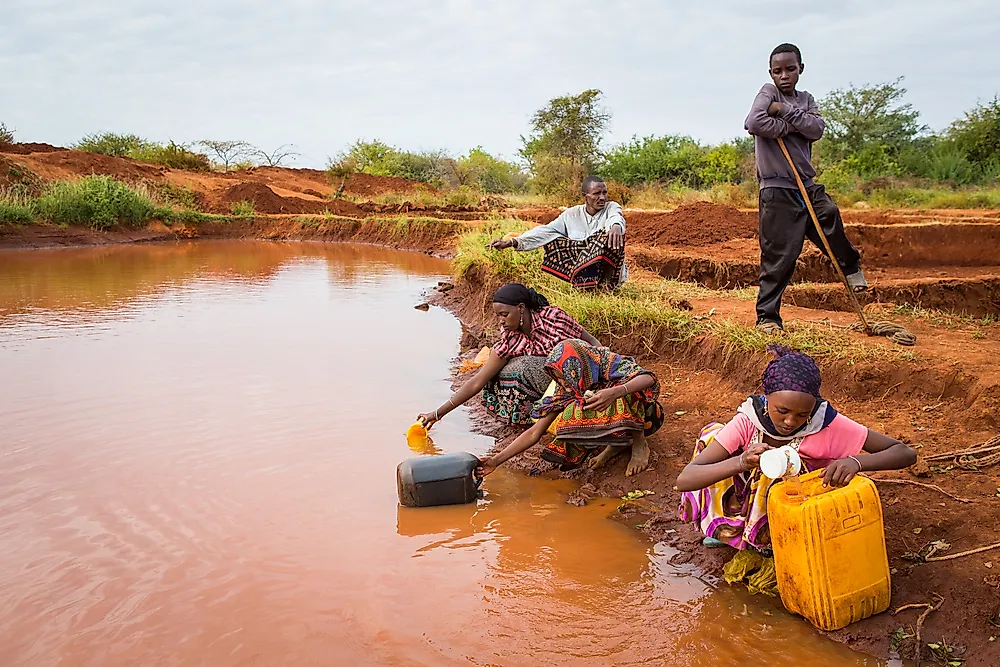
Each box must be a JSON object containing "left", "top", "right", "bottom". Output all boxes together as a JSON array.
[{"left": 745, "top": 43, "right": 867, "bottom": 333}]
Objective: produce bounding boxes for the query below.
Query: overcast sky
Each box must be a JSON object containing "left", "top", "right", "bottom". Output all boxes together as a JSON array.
[{"left": 3, "top": 0, "right": 999, "bottom": 168}]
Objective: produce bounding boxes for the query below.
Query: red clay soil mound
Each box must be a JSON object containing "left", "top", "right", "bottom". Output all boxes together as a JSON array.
[
  {"left": 8, "top": 148, "right": 167, "bottom": 183},
  {"left": 0, "top": 142, "right": 63, "bottom": 155},
  {"left": 214, "top": 182, "right": 363, "bottom": 216},
  {"left": 629, "top": 201, "right": 757, "bottom": 247},
  {"left": 339, "top": 173, "right": 435, "bottom": 197}
]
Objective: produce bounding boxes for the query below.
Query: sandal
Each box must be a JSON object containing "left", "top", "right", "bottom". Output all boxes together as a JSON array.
[
  {"left": 846, "top": 269, "right": 868, "bottom": 294},
  {"left": 756, "top": 320, "right": 784, "bottom": 334},
  {"left": 703, "top": 537, "right": 729, "bottom": 548}
]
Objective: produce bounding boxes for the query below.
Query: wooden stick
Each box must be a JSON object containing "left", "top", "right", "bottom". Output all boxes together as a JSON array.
[
  {"left": 878, "top": 382, "right": 903, "bottom": 403},
  {"left": 776, "top": 137, "right": 871, "bottom": 334},
  {"left": 914, "top": 594, "right": 945, "bottom": 667},
  {"left": 893, "top": 602, "right": 933, "bottom": 615},
  {"left": 923, "top": 441, "right": 1000, "bottom": 462},
  {"left": 871, "top": 478, "right": 974, "bottom": 503},
  {"left": 925, "top": 541, "right": 1000, "bottom": 562}
]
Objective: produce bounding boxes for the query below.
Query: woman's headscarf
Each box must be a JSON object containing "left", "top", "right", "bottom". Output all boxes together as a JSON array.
[
  {"left": 532, "top": 339, "right": 658, "bottom": 418},
  {"left": 737, "top": 344, "right": 836, "bottom": 441},
  {"left": 762, "top": 343, "right": 822, "bottom": 397},
  {"left": 492, "top": 283, "right": 549, "bottom": 310}
]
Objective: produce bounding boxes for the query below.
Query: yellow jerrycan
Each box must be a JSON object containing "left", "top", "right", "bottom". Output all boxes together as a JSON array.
[{"left": 767, "top": 469, "right": 891, "bottom": 631}]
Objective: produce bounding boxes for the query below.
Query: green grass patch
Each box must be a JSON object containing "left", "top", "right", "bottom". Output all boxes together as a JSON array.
[
  {"left": 0, "top": 188, "right": 35, "bottom": 225},
  {"left": 229, "top": 200, "right": 256, "bottom": 219},
  {"left": 34, "top": 176, "right": 165, "bottom": 229}
]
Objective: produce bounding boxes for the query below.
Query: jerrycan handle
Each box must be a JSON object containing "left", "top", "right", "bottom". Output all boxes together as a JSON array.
[{"left": 793, "top": 469, "right": 847, "bottom": 499}]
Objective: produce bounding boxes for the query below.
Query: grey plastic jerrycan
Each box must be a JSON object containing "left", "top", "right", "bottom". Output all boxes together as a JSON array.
[{"left": 396, "top": 452, "right": 483, "bottom": 507}]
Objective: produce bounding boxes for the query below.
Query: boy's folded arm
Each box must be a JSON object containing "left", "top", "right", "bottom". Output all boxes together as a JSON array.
[
  {"left": 745, "top": 90, "right": 791, "bottom": 138},
  {"left": 778, "top": 94, "right": 825, "bottom": 140}
]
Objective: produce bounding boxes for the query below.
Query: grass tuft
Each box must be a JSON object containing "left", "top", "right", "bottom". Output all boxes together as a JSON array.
[
  {"left": 229, "top": 200, "right": 256, "bottom": 219},
  {"left": 0, "top": 188, "right": 35, "bottom": 225},
  {"left": 34, "top": 176, "right": 163, "bottom": 229}
]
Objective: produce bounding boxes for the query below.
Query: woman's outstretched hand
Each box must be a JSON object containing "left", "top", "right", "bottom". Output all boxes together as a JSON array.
[
  {"left": 823, "top": 457, "right": 862, "bottom": 487},
  {"left": 583, "top": 387, "right": 621, "bottom": 412},
  {"left": 416, "top": 412, "right": 439, "bottom": 428},
  {"left": 475, "top": 457, "right": 498, "bottom": 477}
]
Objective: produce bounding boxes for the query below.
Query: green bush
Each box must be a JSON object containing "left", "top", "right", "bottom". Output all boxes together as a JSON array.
[
  {"left": 73, "top": 133, "right": 210, "bottom": 171},
  {"left": 229, "top": 200, "right": 255, "bottom": 219},
  {"left": 130, "top": 141, "right": 210, "bottom": 171},
  {"left": 600, "top": 135, "right": 749, "bottom": 188},
  {"left": 73, "top": 132, "right": 148, "bottom": 157},
  {"left": 0, "top": 189, "right": 34, "bottom": 224},
  {"left": 0, "top": 122, "right": 14, "bottom": 147},
  {"left": 455, "top": 147, "right": 527, "bottom": 194},
  {"left": 327, "top": 140, "right": 457, "bottom": 187},
  {"left": 35, "top": 176, "right": 162, "bottom": 229},
  {"left": 948, "top": 96, "right": 1000, "bottom": 166}
]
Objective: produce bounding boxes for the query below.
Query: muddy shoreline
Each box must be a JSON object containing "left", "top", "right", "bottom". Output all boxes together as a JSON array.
[
  {"left": 427, "top": 278, "right": 1000, "bottom": 666},
  {"left": 3, "top": 220, "right": 999, "bottom": 665}
]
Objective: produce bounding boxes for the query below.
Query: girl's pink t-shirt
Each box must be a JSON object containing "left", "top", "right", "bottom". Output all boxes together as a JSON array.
[{"left": 713, "top": 412, "right": 869, "bottom": 469}]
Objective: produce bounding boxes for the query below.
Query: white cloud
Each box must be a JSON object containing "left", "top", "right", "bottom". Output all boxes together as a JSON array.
[{"left": 1, "top": 0, "right": 998, "bottom": 167}]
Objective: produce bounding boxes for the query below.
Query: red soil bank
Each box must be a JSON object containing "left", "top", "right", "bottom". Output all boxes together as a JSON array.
[
  {"left": 629, "top": 202, "right": 758, "bottom": 247},
  {"left": 0, "top": 142, "right": 62, "bottom": 155},
  {"left": 214, "top": 183, "right": 363, "bottom": 216}
]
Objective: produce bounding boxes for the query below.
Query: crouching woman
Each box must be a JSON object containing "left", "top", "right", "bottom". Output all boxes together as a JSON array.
[
  {"left": 676, "top": 344, "right": 916, "bottom": 555},
  {"left": 477, "top": 339, "right": 664, "bottom": 478}
]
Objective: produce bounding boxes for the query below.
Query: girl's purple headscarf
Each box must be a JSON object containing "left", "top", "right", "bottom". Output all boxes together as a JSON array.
[{"left": 761, "top": 343, "right": 822, "bottom": 398}]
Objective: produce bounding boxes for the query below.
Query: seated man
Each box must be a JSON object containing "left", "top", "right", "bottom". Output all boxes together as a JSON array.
[{"left": 490, "top": 176, "right": 627, "bottom": 289}]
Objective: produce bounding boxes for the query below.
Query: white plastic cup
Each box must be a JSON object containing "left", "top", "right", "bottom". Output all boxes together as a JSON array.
[{"left": 759, "top": 445, "right": 803, "bottom": 479}]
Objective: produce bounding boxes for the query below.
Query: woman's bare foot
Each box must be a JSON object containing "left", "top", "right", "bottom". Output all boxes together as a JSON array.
[
  {"left": 626, "top": 434, "right": 650, "bottom": 476},
  {"left": 587, "top": 445, "right": 621, "bottom": 470}
]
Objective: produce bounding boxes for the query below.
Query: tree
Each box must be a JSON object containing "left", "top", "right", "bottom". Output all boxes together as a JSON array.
[
  {"left": 197, "top": 140, "right": 255, "bottom": 171},
  {"left": 520, "top": 89, "right": 610, "bottom": 194},
  {"left": 948, "top": 96, "right": 1000, "bottom": 166},
  {"left": 0, "top": 122, "right": 15, "bottom": 147},
  {"left": 820, "top": 78, "right": 926, "bottom": 162},
  {"left": 255, "top": 144, "right": 301, "bottom": 167}
]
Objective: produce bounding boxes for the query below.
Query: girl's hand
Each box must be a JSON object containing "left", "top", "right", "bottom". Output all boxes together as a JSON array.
[
  {"left": 416, "top": 412, "right": 438, "bottom": 428},
  {"left": 741, "top": 443, "right": 772, "bottom": 471},
  {"left": 823, "top": 457, "right": 862, "bottom": 487},
  {"left": 475, "top": 457, "right": 498, "bottom": 477},
  {"left": 583, "top": 387, "right": 622, "bottom": 412},
  {"left": 488, "top": 238, "right": 514, "bottom": 250}
]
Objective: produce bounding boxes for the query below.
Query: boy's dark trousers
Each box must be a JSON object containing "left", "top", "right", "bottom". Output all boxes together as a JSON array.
[{"left": 756, "top": 184, "right": 862, "bottom": 326}]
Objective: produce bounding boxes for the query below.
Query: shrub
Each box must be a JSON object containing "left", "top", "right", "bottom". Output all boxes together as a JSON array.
[
  {"left": 327, "top": 140, "right": 458, "bottom": 187},
  {"left": 0, "top": 189, "right": 34, "bottom": 224},
  {"left": 130, "top": 141, "right": 210, "bottom": 171},
  {"left": 698, "top": 143, "right": 742, "bottom": 185},
  {"left": 948, "top": 96, "right": 1000, "bottom": 166},
  {"left": 73, "top": 133, "right": 210, "bottom": 171},
  {"left": 73, "top": 132, "right": 148, "bottom": 157},
  {"left": 35, "top": 176, "right": 161, "bottom": 229},
  {"left": 455, "top": 147, "right": 527, "bottom": 194},
  {"left": 0, "top": 123, "right": 14, "bottom": 147},
  {"left": 230, "top": 200, "right": 255, "bottom": 219}
]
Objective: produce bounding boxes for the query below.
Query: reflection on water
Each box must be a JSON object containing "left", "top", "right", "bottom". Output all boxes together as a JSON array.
[{"left": 0, "top": 242, "right": 884, "bottom": 666}]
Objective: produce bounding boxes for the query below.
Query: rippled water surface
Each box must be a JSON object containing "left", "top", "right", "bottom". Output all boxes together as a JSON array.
[{"left": 0, "top": 241, "right": 886, "bottom": 666}]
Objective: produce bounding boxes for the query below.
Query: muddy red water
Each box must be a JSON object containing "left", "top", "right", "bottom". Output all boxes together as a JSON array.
[{"left": 0, "top": 242, "right": 891, "bottom": 666}]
